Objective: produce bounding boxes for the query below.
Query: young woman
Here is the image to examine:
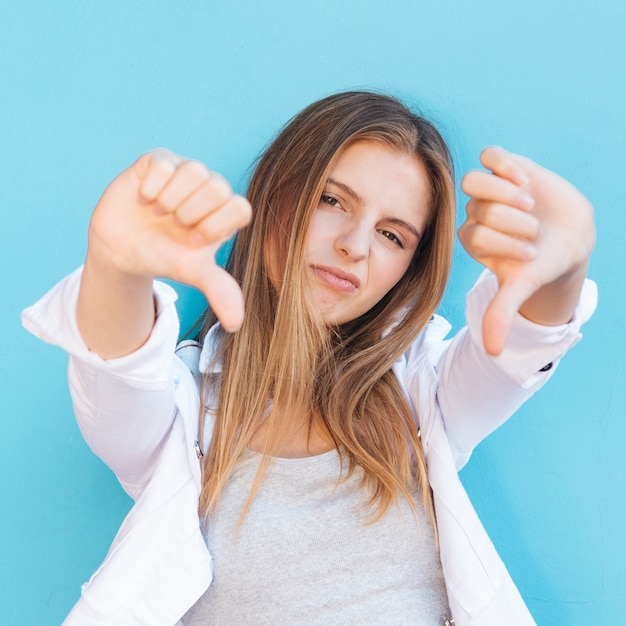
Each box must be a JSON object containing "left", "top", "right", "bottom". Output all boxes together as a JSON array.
[{"left": 22, "top": 92, "right": 596, "bottom": 625}]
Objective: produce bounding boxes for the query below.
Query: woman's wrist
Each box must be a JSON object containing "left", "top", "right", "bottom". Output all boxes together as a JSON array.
[
  {"left": 518, "top": 258, "right": 589, "bottom": 327},
  {"left": 77, "top": 250, "right": 156, "bottom": 359}
]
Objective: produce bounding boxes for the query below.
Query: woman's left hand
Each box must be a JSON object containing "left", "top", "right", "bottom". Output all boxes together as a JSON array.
[{"left": 458, "top": 146, "right": 595, "bottom": 356}]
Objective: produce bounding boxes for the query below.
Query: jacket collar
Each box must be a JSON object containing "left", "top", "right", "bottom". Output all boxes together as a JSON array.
[{"left": 199, "top": 324, "right": 223, "bottom": 374}]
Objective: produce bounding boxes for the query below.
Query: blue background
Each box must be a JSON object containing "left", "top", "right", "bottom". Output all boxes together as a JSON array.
[{"left": 1, "top": 1, "right": 624, "bottom": 623}]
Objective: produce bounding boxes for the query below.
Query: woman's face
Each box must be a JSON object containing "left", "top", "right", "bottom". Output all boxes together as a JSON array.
[{"left": 305, "top": 140, "right": 431, "bottom": 325}]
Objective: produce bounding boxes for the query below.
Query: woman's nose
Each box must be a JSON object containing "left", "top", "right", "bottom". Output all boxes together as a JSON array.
[{"left": 334, "top": 221, "right": 370, "bottom": 260}]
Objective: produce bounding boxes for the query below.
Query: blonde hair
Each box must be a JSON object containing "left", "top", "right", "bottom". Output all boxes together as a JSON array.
[{"left": 198, "top": 91, "right": 456, "bottom": 525}]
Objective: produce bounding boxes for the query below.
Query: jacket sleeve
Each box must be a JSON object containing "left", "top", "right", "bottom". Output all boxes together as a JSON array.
[
  {"left": 21, "top": 267, "right": 182, "bottom": 499},
  {"left": 427, "top": 271, "right": 597, "bottom": 469}
]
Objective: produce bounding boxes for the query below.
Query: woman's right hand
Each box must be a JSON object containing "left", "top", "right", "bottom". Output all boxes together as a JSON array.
[{"left": 78, "top": 150, "right": 251, "bottom": 358}]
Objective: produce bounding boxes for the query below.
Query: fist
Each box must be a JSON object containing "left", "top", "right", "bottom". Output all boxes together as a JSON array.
[{"left": 89, "top": 149, "right": 252, "bottom": 331}]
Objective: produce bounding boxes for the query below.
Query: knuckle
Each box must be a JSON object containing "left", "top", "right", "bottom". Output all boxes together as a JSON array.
[
  {"left": 181, "top": 159, "right": 210, "bottom": 184},
  {"left": 197, "top": 218, "right": 224, "bottom": 244},
  {"left": 468, "top": 225, "right": 489, "bottom": 253},
  {"left": 480, "top": 145, "right": 500, "bottom": 161},
  {"left": 480, "top": 203, "right": 498, "bottom": 226},
  {"left": 465, "top": 198, "right": 479, "bottom": 217},
  {"left": 197, "top": 197, "right": 251, "bottom": 243},
  {"left": 526, "top": 218, "right": 540, "bottom": 240},
  {"left": 461, "top": 170, "right": 479, "bottom": 194},
  {"left": 151, "top": 156, "right": 176, "bottom": 178},
  {"left": 231, "top": 195, "right": 252, "bottom": 224},
  {"left": 147, "top": 147, "right": 174, "bottom": 162},
  {"left": 478, "top": 147, "right": 493, "bottom": 166},
  {"left": 173, "top": 208, "right": 195, "bottom": 227},
  {"left": 208, "top": 173, "right": 233, "bottom": 201}
]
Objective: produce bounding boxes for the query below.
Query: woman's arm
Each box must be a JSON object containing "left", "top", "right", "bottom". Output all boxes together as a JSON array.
[
  {"left": 458, "top": 146, "right": 595, "bottom": 355},
  {"left": 418, "top": 148, "right": 597, "bottom": 463},
  {"left": 77, "top": 149, "right": 252, "bottom": 359},
  {"left": 23, "top": 150, "right": 251, "bottom": 495},
  {"left": 431, "top": 272, "right": 596, "bottom": 467},
  {"left": 21, "top": 267, "right": 181, "bottom": 497}
]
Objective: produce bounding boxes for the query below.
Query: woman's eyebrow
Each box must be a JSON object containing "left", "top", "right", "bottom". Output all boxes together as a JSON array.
[
  {"left": 386, "top": 217, "right": 422, "bottom": 241},
  {"left": 327, "top": 178, "right": 363, "bottom": 204}
]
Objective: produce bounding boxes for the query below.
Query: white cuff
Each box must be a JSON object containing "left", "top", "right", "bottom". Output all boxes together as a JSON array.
[
  {"left": 21, "top": 267, "right": 181, "bottom": 390},
  {"left": 466, "top": 270, "right": 598, "bottom": 388}
]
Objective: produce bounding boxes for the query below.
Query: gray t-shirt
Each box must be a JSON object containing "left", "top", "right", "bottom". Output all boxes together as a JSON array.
[{"left": 182, "top": 449, "right": 450, "bottom": 625}]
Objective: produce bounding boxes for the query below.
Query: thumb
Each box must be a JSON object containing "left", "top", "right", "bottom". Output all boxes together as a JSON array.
[
  {"left": 482, "top": 275, "right": 537, "bottom": 356},
  {"left": 187, "top": 263, "right": 245, "bottom": 333}
]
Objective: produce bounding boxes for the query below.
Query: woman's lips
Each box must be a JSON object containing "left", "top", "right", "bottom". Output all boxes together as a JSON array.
[{"left": 312, "top": 265, "right": 360, "bottom": 292}]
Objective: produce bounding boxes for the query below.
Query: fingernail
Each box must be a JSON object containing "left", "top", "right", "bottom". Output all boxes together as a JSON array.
[
  {"left": 511, "top": 170, "right": 529, "bottom": 186},
  {"left": 519, "top": 192, "right": 535, "bottom": 211},
  {"left": 523, "top": 243, "right": 536, "bottom": 260}
]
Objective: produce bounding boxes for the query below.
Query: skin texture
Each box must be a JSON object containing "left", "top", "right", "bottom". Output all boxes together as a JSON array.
[
  {"left": 76, "top": 145, "right": 594, "bottom": 360},
  {"left": 458, "top": 146, "right": 595, "bottom": 354},
  {"left": 77, "top": 150, "right": 251, "bottom": 359},
  {"left": 305, "top": 141, "right": 431, "bottom": 326},
  {"left": 248, "top": 141, "right": 432, "bottom": 457}
]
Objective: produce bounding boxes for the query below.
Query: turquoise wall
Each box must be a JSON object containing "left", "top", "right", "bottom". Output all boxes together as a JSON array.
[{"left": 1, "top": 1, "right": 624, "bottom": 623}]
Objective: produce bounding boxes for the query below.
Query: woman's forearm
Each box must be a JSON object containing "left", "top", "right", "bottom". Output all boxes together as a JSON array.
[{"left": 77, "top": 249, "right": 156, "bottom": 359}]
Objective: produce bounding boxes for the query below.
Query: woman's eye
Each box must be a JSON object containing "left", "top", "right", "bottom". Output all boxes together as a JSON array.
[
  {"left": 321, "top": 194, "right": 341, "bottom": 208},
  {"left": 381, "top": 230, "right": 404, "bottom": 248}
]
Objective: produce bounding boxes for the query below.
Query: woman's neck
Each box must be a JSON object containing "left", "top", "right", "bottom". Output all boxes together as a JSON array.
[{"left": 247, "top": 412, "right": 335, "bottom": 458}]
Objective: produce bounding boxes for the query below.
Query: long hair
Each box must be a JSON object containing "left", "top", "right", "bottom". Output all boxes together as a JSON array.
[{"left": 197, "top": 91, "right": 456, "bottom": 525}]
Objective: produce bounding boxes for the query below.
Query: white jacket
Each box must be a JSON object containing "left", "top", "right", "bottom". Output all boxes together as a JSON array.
[{"left": 21, "top": 268, "right": 597, "bottom": 626}]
